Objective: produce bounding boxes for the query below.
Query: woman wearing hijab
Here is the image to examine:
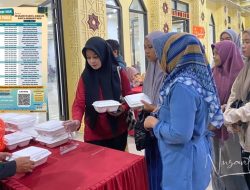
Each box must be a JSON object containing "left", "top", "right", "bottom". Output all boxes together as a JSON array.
[
  {"left": 144, "top": 33, "right": 223, "bottom": 190},
  {"left": 220, "top": 29, "right": 241, "bottom": 50},
  {"left": 213, "top": 41, "right": 244, "bottom": 105},
  {"left": 142, "top": 31, "right": 165, "bottom": 190},
  {"left": 126, "top": 66, "right": 139, "bottom": 83},
  {"left": 143, "top": 31, "right": 165, "bottom": 107},
  {"left": 224, "top": 29, "right": 250, "bottom": 189},
  {"left": 63, "top": 36, "right": 131, "bottom": 151},
  {"left": 212, "top": 40, "right": 246, "bottom": 190},
  {"left": 125, "top": 66, "right": 142, "bottom": 87}
]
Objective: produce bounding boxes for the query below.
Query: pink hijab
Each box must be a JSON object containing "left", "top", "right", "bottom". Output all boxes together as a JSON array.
[
  {"left": 213, "top": 40, "right": 244, "bottom": 104},
  {"left": 126, "top": 67, "right": 139, "bottom": 83}
]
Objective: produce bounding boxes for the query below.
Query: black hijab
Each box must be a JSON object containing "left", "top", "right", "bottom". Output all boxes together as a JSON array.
[{"left": 82, "top": 37, "right": 121, "bottom": 133}]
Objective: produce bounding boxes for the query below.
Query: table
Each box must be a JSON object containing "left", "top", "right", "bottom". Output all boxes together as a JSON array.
[{"left": 1, "top": 142, "right": 148, "bottom": 190}]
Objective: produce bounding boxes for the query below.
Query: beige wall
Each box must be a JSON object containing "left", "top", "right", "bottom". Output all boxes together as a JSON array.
[
  {"left": 245, "top": 16, "right": 250, "bottom": 29},
  {"left": 61, "top": 0, "right": 250, "bottom": 120},
  {"left": 117, "top": 0, "right": 132, "bottom": 66},
  {"left": 62, "top": 0, "right": 106, "bottom": 122}
]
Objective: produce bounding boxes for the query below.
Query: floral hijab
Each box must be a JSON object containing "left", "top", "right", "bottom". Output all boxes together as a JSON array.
[{"left": 153, "top": 32, "right": 223, "bottom": 128}]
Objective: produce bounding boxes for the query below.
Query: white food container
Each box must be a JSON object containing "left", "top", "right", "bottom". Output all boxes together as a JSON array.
[
  {"left": 4, "top": 132, "right": 33, "bottom": 150},
  {"left": 22, "top": 127, "right": 39, "bottom": 139},
  {"left": 0, "top": 113, "right": 20, "bottom": 131},
  {"left": 0, "top": 113, "right": 19, "bottom": 122},
  {"left": 9, "top": 146, "right": 51, "bottom": 167},
  {"left": 36, "top": 133, "right": 69, "bottom": 148},
  {"left": 1, "top": 114, "right": 36, "bottom": 130},
  {"left": 92, "top": 100, "right": 121, "bottom": 113},
  {"left": 124, "top": 93, "right": 152, "bottom": 108},
  {"left": 35, "top": 120, "right": 66, "bottom": 137}
]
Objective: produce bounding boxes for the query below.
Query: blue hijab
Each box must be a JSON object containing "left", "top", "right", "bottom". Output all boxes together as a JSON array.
[{"left": 153, "top": 32, "right": 223, "bottom": 128}]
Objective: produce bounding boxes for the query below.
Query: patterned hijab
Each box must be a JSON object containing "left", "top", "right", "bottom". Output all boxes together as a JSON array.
[
  {"left": 82, "top": 36, "right": 120, "bottom": 132},
  {"left": 212, "top": 40, "right": 244, "bottom": 104},
  {"left": 143, "top": 31, "right": 165, "bottom": 105},
  {"left": 220, "top": 29, "right": 241, "bottom": 50},
  {"left": 153, "top": 32, "right": 223, "bottom": 128}
]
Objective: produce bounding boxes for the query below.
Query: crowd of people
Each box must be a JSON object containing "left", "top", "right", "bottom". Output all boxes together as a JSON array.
[{"left": 1, "top": 28, "right": 250, "bottom": 190}]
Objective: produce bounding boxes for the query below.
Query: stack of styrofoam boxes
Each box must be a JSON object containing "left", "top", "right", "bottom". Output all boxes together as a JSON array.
[
  {"left": 0, "top": 113, "right": 21, "bottom": 132},
  {"left": 35, "top": 120, "right": 69, "bottom": 148},
  {"left": 0, "top": 113, "right": 37, "bottom": 133},
  {"left": 0, "top": 114, "right": 37, "bottom": 149},
  {"left": 9, "top": 146, "right": 51, "bottom": 167},
  {"left": 4, "top": 131, "right": 33, "bottom": 150}
]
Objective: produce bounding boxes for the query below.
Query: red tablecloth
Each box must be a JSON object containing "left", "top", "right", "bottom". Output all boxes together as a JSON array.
[{"left": 1, "top": 142, "right": 148, "bottom": 190}]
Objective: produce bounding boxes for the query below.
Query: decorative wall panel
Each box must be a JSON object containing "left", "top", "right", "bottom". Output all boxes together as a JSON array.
[
  {"left": 149, "top": 0, "right": 171, "bottom": 33},
  {"left": 62, "top": 0, "right": 106, "bottom": 119}
]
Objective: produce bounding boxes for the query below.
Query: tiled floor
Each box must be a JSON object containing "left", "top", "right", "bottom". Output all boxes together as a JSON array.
[{"left": 73, "top": 132, "right": 213, "bottom": 190}]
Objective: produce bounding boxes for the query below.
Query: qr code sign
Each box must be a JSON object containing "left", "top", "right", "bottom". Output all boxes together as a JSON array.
[{"left": 17, "top": 90, "right": 31, "bottom": 107}]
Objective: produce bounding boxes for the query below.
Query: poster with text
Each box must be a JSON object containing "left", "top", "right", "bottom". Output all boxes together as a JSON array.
[{"left": 0, "top": 7, "right": 48, "bottom": 112}]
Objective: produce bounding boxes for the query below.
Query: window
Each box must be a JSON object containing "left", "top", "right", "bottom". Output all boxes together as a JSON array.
[
  {"left": 172, "top": 0, "right": 189, "bottom": 12},
  {"left": 209, "top": 14, "right": 216, "bottom": 64},
  {"left": 177, "top": 2, "right": 188, "bottom": 12},
  {"left": 171, "top": 0, "right": 189, "bottom": 32},
  {"left": 106, "top": 0, "right": 122, "bottom": 53},
  {"left": 172, "top": 19, "right": 189, "bottom": 32},
  {"left": 172, "top": 1, "right": 176, "bottom": 10},
  {"left": 40, "top": 0, "right": 68, "bottom": 121},
  {"left": 129, "top": 0, "right": 147, "bottom": 74},
  {"left": 209, "top": 14, "right": 215, "bottom": 44}
]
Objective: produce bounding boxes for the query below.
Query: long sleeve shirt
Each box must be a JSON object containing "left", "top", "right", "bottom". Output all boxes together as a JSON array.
[
  {"left": 153, "top": 83, "right": 212, "bottom": 190},
  {"left": 0, "top": 160, "right": 16, "bottom": 180},
  {"left": 72, "top": 69, "right": 132, "bottom": 141}
]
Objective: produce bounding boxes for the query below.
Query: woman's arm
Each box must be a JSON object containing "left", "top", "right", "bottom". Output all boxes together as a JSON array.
[
  {"left": 224, "top": 102, "right": 250, "bottom": 124},
  {"left": 224, "top": 76, "right": 245, "bottom": 125},
  {"left": 120, "top": 69, "right": 132, "bottom": 112},
  {"left": 120, "top": 69, "right": 132, "bottom": 96},
  {"left": 64, "top": 78, "right": 85, "bottom": 132},
  {"left": 72, "top": 78, "right": 86, "bottom": 121},
  {"left": 146, "top": 84, "right": 198, "bottom": 144},
  {"left": 225, "top": 77, "right": 239, "bottom": 111}
]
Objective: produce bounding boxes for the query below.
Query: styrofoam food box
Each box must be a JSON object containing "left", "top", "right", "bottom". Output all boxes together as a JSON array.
[
  {"left": 22, "top": 127, "right": 39, "bottom": 139},
  {"left": 35, "top": 120, "right": 66, "bottom": 137},
  {"left": 36, "top": 133, "right": 69, "bottom": 148},
  {"left": 124, "top": 93, "right": 152, "bottom": 108},
  {"left": 9, "top": 146, "right": 51, "bottom": 167},
  {"left": 0, "top": 113, "right": 20, "bottom": 130},
  {"left": 1, "top": 114, "right": 36, "bottom": 130},
  {"left": 0, "top": 113, "right": 19, "bottom": 122},
  {"left": 4, "top": 132, "right": 33, "bottom": 150},
  {"left": 92, "top": 100, "right": 121, "bottom": 113}
]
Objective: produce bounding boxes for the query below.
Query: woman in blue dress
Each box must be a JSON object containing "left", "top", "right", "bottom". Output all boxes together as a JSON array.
[{"left": 144, "top": 33, "right": 224, "bottom": 190}]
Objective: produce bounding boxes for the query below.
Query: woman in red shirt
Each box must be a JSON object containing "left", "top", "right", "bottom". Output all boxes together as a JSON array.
[{"left": 64, "top": 37, "right": 131, "bottom": 151}]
